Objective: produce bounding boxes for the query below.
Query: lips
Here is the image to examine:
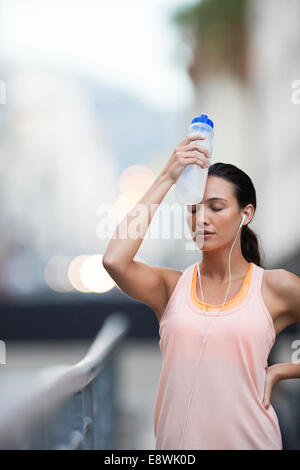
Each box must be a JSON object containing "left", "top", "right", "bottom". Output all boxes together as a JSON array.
[{"left": 193, "top": 231, "right": 215, "bottom": 239}]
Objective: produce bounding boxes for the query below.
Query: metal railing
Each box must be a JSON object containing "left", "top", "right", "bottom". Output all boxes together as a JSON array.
[{"left": 0, "top": 311, "right": 130, "bottom": 450}]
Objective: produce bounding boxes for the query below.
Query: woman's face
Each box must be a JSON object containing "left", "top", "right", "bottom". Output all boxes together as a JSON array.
[{"left": 186, "top": 176, "right": 247, "bottom": 251}]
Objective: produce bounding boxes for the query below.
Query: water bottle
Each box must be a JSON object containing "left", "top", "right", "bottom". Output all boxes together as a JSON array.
[{"left": 175, "top": 114, "right": 214, "bottom": 205}]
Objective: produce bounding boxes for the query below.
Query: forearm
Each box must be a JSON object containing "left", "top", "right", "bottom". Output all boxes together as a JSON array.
[
  {"left": 271, "top": 362, "right": 300, "bottom": 381},
  {"left": 103, "top": 171, "right": 174, "bottom": 267}
]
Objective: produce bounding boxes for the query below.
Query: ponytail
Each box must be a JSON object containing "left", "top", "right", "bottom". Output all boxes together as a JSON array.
[{"left": 241, "top": 225, "right": 265, "bottom": 268}]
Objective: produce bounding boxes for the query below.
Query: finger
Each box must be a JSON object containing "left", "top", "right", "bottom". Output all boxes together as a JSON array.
[
  {"left": 181, "top": 154, "right": 210, "bottom": 169},
  {"left": 181, "top": 143, "right": 211, "bottom": 158},
  {"left": 179, "top": 133, "right": 206, "bottom": 147},
  {"left": 262, "top": 399, "right": 270, "bottom": 409},
  {"left": 262, "top": 382, "right": 271, "bottom": 409}
]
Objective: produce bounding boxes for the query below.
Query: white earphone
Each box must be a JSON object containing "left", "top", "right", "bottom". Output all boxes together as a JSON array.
[{"left": 240, "top": 213, "right": 246, "bottom": 227}]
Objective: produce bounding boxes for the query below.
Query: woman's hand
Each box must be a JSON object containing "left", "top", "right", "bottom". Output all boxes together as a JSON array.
[
  {"left": 160, "top": 133, "right": 212, "bottom": 184},
  {"left": 262, "top": 364, "right": 281, "bottom": 409}
]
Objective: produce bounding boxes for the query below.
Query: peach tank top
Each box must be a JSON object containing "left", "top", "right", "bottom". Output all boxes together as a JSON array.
[{"left": 154, "top": 261, "right": 283, "bottom": 450}]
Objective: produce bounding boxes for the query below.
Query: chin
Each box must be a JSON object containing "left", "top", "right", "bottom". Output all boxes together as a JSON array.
[
  {"left": 191, "top": 232, "right": 217, "bottom": 249},
  {"left": 193, "top": 241, "right": 212, "bottom": 251}
]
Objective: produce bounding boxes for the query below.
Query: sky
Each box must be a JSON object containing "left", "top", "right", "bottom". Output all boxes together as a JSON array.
[{"left": 0, "top": 0, "right": 198, "bottom": 111}]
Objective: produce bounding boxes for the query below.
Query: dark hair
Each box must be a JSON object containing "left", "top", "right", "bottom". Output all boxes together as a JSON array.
[{"left": 207, "top": 162, "right": 265, "bottom": 268}]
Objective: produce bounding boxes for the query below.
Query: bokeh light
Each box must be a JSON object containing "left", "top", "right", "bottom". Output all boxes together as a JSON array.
[
  {"left": 67, "top": 255, "right": 91, "bottom": 293},
  {"left": 44, "top": 255, "right": 74, "bottom": 293},
  {"left": 119, "top": 165, "right": 156, "bottom": 193},
  {"left": 80, "top": 254, "right": 116, "bottom": 293},
  {"left": 114, "top": 190, "right": 145, "bottom": 224},
  {"left": 114, "top": 165, "right": 156, "bottom": 224}
]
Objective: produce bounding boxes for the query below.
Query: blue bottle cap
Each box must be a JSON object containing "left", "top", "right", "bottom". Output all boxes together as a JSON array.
[{"left": 191, "top": 114, "right": 214, "bottom": 128}]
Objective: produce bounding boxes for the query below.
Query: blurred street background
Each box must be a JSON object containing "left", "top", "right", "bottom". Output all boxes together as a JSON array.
[{"left": 0, "top": 0, "right": 299, "bottom": 450}]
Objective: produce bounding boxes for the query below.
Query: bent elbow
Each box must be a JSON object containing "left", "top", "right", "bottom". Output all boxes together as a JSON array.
[{"left": 102, "top": 254, "right": 119, "bottom": 270}]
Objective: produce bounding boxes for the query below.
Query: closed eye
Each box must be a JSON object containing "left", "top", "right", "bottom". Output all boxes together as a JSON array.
[{"left": 190, "top": 207, "right": 223, "bottom": 214}]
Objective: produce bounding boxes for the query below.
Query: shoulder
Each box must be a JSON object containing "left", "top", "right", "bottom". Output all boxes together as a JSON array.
[
  {"left": 264, "top": 268, "right": 300, "bottom": 323},
  {"left": 264, "top": 268, "right": 298, "bottom": 293},
  {"left": 263, "top": 268, "right": 288, "bottom": 288}
]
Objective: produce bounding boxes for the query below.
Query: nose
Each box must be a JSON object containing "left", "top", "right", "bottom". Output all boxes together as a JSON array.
[
  {"left": 196, "top": 207, "right": 207, "bottom": 226},
  {"left": 187, "top": 206, "right": 207, "bottom": 233}
]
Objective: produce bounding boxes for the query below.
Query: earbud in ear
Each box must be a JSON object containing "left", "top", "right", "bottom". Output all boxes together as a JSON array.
[{"left": 240, "top": 214, "right": 246, "bottom": 227}]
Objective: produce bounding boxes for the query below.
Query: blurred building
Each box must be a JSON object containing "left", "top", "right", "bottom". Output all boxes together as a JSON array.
[
  {"left": 0, "top": 61, "right": 190, "bottom": 297},
  {"left": 172, "top": 0, "right": 300, "bottom": 268},
  {"left": 248, "top": 0, "right": 300, "bottom": 267},
  {"left": 0, "top": 67, "right": 118, "bottom": 295}
]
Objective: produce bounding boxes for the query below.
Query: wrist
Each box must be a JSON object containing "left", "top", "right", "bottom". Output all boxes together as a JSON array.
[
  {"left": 158, "top": 171, "right": 175, "bottom": 187},
  {"left": 269, "top": 363, "right": 285, "bottom": 382}
]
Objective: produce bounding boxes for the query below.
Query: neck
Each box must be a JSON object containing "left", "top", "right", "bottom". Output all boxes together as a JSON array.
[{"left": 199, "top": 240, "right": 250, "bottom": 283}]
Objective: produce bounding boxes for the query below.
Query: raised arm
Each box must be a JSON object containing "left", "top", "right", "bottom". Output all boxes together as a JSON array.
[{"left": 102, "top": 133, "right": 211, "bottom": 320}]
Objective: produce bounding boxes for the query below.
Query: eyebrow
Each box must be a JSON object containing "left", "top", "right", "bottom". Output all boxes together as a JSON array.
[
  {"left": 203, "top": 197, "right": 227, "bottom": 203},
  {"left": 188, "top": 197, "right": 228, "bottom": 210},
  {"left": 189, "top": 198, "right": 227, "bottom": 207}
]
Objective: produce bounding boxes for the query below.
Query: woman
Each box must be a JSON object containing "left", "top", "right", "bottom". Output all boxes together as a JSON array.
[{"left": 103, "top": 133, "right": 300, "bottom": 450}]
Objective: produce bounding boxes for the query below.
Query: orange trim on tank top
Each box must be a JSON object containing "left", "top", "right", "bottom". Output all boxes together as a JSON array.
[{"left": 191, "top": 262, "right": 254, "bottom": 312}]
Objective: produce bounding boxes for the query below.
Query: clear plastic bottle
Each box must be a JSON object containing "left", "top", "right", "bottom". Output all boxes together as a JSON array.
[{"left": 175, "top": 114, "right": 214, "bottom": 205}]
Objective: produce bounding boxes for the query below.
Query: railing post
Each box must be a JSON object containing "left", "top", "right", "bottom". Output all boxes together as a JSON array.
[
  {"left": 82, "top": 384, "right": 94, "bottom": 450},
  {"left": 92, "top": 356, "right": 117, "bottom": 449}
]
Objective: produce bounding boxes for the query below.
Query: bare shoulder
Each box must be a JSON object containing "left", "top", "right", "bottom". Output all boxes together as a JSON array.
[
  {"left": 262, "top": 268, "right": 299, "bottom": 331},
  {"left": 264, "top": 268, "right": 298, "bottom": 296},
  {"left": 263, "top": 268, "right": 288, "bottom": 287}
]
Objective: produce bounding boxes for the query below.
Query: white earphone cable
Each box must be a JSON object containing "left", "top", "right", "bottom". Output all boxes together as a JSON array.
[{"left": 178, "top": 214, "right": 246, "bottom": 449}]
